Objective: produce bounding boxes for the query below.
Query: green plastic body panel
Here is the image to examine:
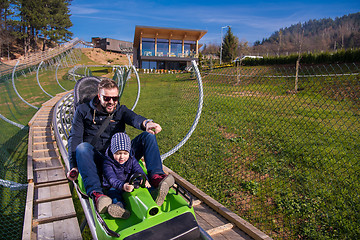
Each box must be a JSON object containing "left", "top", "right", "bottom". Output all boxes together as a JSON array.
[{"left": 76, "top": 163, "right": 198, "bottom": 240}]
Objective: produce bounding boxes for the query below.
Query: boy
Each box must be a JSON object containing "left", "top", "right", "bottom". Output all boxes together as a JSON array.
[{"left": 103, "top": 132, "right": 175, "bottom": 218}]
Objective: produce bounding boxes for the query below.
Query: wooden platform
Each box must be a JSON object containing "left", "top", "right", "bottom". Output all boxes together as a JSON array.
[{"left": 22, "top": 92, "right": 82, "bottom": 240}]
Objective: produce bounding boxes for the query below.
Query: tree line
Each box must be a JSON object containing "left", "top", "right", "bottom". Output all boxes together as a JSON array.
[
  {"left": 255, "top": 12, "right": 360, "bottom": 55},
  {"left": 0, "top": 0, "right": 73, "bottom": 60},
  {"left": 241, "top": 48, "right": 360, "bottom": 66},
  {"left": 202, "top": 12, "right": 360, "bottom": 63}
]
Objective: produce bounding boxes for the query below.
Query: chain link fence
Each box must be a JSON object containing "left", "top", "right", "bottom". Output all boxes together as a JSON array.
[
  {"left": 197, "top": 63, "right": 359, "bottom": 239},
  {"left": 128, "top": 63, "right": 359, "bottom": 239},
  {"left": 1, "top": 58, "right": 359, "bottom": 239},
  {"left": 0, "top": 45, "right": 83, "bottom": 239}
]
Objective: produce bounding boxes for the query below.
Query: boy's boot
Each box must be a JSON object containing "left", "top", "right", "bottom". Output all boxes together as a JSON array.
[
  {"left": 92, "top": 191, "right": 112, "bottom": 214},
  {"left": 150, "top": 174, "right": 175, "bottom": 206},
  {"left": 107, "top": 202, "right": 131, "bottom": 219}
]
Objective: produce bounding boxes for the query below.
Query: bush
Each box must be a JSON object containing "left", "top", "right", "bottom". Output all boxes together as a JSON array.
[{"left": 240, "top": 49, "right": 360, "bottom": 66}]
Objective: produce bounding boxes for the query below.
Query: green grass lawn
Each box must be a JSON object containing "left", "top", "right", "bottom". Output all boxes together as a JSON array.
[
  {"left": 0, "top": 58, "right": 359, "bottom": 239},
  {"left": 121, "top": 69, "right": 359, "bottom": 239},
  {"left": 0, "top": 50, "right": 93, "bottom": 239}
]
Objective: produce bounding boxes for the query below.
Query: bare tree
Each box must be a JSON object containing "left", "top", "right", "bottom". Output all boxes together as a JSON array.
[{"left": 294, "top": 25, "right": 305, "bottom": 93}]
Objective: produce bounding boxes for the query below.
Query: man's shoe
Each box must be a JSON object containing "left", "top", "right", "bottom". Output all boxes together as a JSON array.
[
  {"left": 92, "top": 191, "right": 112, "bottom": 214},
  {"left": 151, "top": 174, "right": 175, "bottom": 206},
  {"left": 108, "top": 202, "right": 131, "bottom": 219},
  {"left": 150, "top": 173, "right": 174, "bottom": 188}
]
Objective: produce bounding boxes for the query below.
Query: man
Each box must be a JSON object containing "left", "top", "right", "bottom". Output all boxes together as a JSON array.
[{"left": 67, "top": 78, "right": 174, "bottom": 213}]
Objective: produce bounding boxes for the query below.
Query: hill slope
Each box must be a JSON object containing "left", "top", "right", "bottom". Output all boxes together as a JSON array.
[{"left": 254, "top": 12, "right": 360, "bottom": 54}]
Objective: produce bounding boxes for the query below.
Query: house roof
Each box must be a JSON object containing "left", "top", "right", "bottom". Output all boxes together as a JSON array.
[{"left": 133, "top": 25, "right": 207, "bottom": 47}]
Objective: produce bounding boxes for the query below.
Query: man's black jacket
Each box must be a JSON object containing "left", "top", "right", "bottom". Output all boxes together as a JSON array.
[{"left": 68, "top": 96, "right": 147, "bottom": 169}]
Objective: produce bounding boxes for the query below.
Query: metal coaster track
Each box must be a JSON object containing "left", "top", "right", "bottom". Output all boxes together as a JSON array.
[{"left": 50, "top": 61, "right": 271, "bottom": 240}]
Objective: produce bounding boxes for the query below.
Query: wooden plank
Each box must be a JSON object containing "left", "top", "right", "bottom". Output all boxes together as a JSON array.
[
  {"left": 33, "top": 127, "right": 51, "bottom": 130},
  {"left": 22, "top": 182, "right": 34, "bottom": 240},
  {"left": 35, "top": 179, "right": 69, "bottom": 189},
  {"left": 195, "top": 213, "right": 214, "bottom": 232},
  {"left": 194, "top": 203, "right": 228, "bottom": 228},
  {"left": 53, "top": 218, "right": 82, "bottom": 240},
  {"left": 51, "top": 198, "right": 76, "bottom": 217},
  {"left": 33, "top": 139, "right": 56, "bottom": 144},
  {"left": 219, "top": 226, "right": 253, "bottom": 240},
  {"left": 32, "top": 149, "right": 58, "bottom": 159},
  {"left": 37, "top": 222, "right": 55, "bottom": 239},
  {"left": 35, "top": 168, "right": 49, "bottom": 183},
  {"left": 33, "top": 156, "right": 60, "bottom": 162},
  {"left": 35, "top": 194, "right": 72, "bottom": 204},
  {"left": 35, "top": 168, "right": 65, "bottom": 183},
  {"left": 163, "top": 166, "right": 271, "bottom": 240},
  {"left": 32, "top": 121, "right": 51, "bottom": 128},
  {"left": 34, "top": 157, "right": 62, "bottom": 171},
  {"left": 34, "top": 166, "right": 63, "bottom": 172},
  {"left": 27, "top": 127, "right": 34, "bottom": 182},
  {"left": 25, "top": 92, "right": 85, "bottom": 239},
  {"left": 33, "top": 137, "right": 55, "bottom": 144},
  {"left": 28, "top": 110, "right": 42, "bottom": 126},
  {"left": 33, "top": 143, "right": 58, "bottom": 151},
  {"left": 33, "top": 133, "right": 53, "bottom": 138},
  {"left": 193, "top": 199, "right": 202, "bottom": 206},
  {"left": 207, "top": 223, "right": 234, "bottom": 236},
  {"left": 34, "top": 212, "right": 77, "bottom": 224},
  {"left": 35, "top": 186, "right": 52, "bottom": 219}
]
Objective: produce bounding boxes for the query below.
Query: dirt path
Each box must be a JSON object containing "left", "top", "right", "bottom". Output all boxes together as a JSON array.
[
  {"left": 81, "top": 48, "right": 132, "bottom": 65},
  {"left": 1, "top": 47, "right": 133, "bottom": 66}
]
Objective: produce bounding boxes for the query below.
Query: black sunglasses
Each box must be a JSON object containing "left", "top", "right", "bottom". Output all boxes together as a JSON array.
[{"left": 101, "top": 95, "right": 119, "bottom": 102}]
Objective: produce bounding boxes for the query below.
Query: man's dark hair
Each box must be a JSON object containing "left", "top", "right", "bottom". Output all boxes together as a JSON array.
[{"left": 98, "top": 78, "right": 119, "bottom": 92}]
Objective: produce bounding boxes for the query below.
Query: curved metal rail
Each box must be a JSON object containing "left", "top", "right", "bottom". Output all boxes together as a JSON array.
[
  {"left": 161, "top": 60, "right": 203, "bottom": 161},
  {"left": 52, "top": 64, "right": 270, "bottom": 240},
  {"left": 1, "top": 42, "right": 82, "bottom": 129},
  {"left": 11, "top": 60, "right": 39, "bottom": 110},
  {"left": 36, "top": 61, "right": 54, "bottom": 98}
]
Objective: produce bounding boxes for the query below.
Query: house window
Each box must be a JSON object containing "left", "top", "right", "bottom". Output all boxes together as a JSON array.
[
  {"left": 184, "top": 40, "right": 196, "bottom": 57},
  {"left": 157, "top": 39, "right": 169, "bottom": 56},
  {"left": 171, "top": 40, "right": 183, "bottom": 57},
  {"left": 142, "top": 61, "right": 157, "bottom": 69},
  {"left": 158, "top": 61, "right": 165, "bottom": 69},
  {"left": 142, "top": 38, "right": 155, "bottom": 56}
]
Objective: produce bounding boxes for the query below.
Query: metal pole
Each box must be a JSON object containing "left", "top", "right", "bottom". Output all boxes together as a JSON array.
[{"left": 220, "top": 27, "right": 223, "bottom": 65}]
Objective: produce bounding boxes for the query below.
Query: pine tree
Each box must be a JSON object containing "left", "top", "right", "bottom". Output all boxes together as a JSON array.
[
  {"left": 41, "top": 0, "right": 73, "bottom": 50},
  {"left": 11, "top": 0, "right": 73, "bottom": 54},
  {"left": 0, "top": 0, "right": 14, "bottom": 59},
  {"left": 222, "top": 27, "right": 238, "bottom": 63}
]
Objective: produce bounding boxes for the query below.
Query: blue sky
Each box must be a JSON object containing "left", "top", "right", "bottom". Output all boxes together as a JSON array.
[{"left": 69, "top": 0, "right": 360, "bottom": 46}]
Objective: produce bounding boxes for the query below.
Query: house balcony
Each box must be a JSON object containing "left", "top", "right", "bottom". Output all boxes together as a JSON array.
[{"left": 141, "top": 50, "right": 198, "bottom": 59}]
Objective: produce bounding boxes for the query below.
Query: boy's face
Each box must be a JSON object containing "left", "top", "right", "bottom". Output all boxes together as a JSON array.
[{"left": 113, "top": 150, "right": 129, "bottom": 164}]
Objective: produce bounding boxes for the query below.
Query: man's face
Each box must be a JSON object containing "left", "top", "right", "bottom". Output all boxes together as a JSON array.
[{"left": 98, "top": 87, "right": 119, "bottom": 113}]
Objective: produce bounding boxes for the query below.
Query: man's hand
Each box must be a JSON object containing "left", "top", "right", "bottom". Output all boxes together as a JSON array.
[
  {"left": 123, "top": 183, "right": 134, "bottom": 192},
  {"left": 67, "top": 168, "right": 79, "bottom": 181},
  {"left": 144, "top": 120, "right": 162, "bottom": 134}
]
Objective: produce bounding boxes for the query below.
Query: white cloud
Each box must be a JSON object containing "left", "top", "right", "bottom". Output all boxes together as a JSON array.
[{"left": 70, "top": 5, "right": 100, "bottom": 15}]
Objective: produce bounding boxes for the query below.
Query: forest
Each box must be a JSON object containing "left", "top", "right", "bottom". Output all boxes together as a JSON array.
[
  {"left": 202, "top": 12, "right": 360, "bottom": 59},
  {"left": 0, "top": 0, "right": 72, "bottom": 59},
  {"left": 254, "top": 12, "right": 360, "bottom": 55}
]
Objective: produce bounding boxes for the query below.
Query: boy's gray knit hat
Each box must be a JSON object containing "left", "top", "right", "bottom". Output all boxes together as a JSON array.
[{"left": 111, "top": 132, "right": 131, "bottom": 154}]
